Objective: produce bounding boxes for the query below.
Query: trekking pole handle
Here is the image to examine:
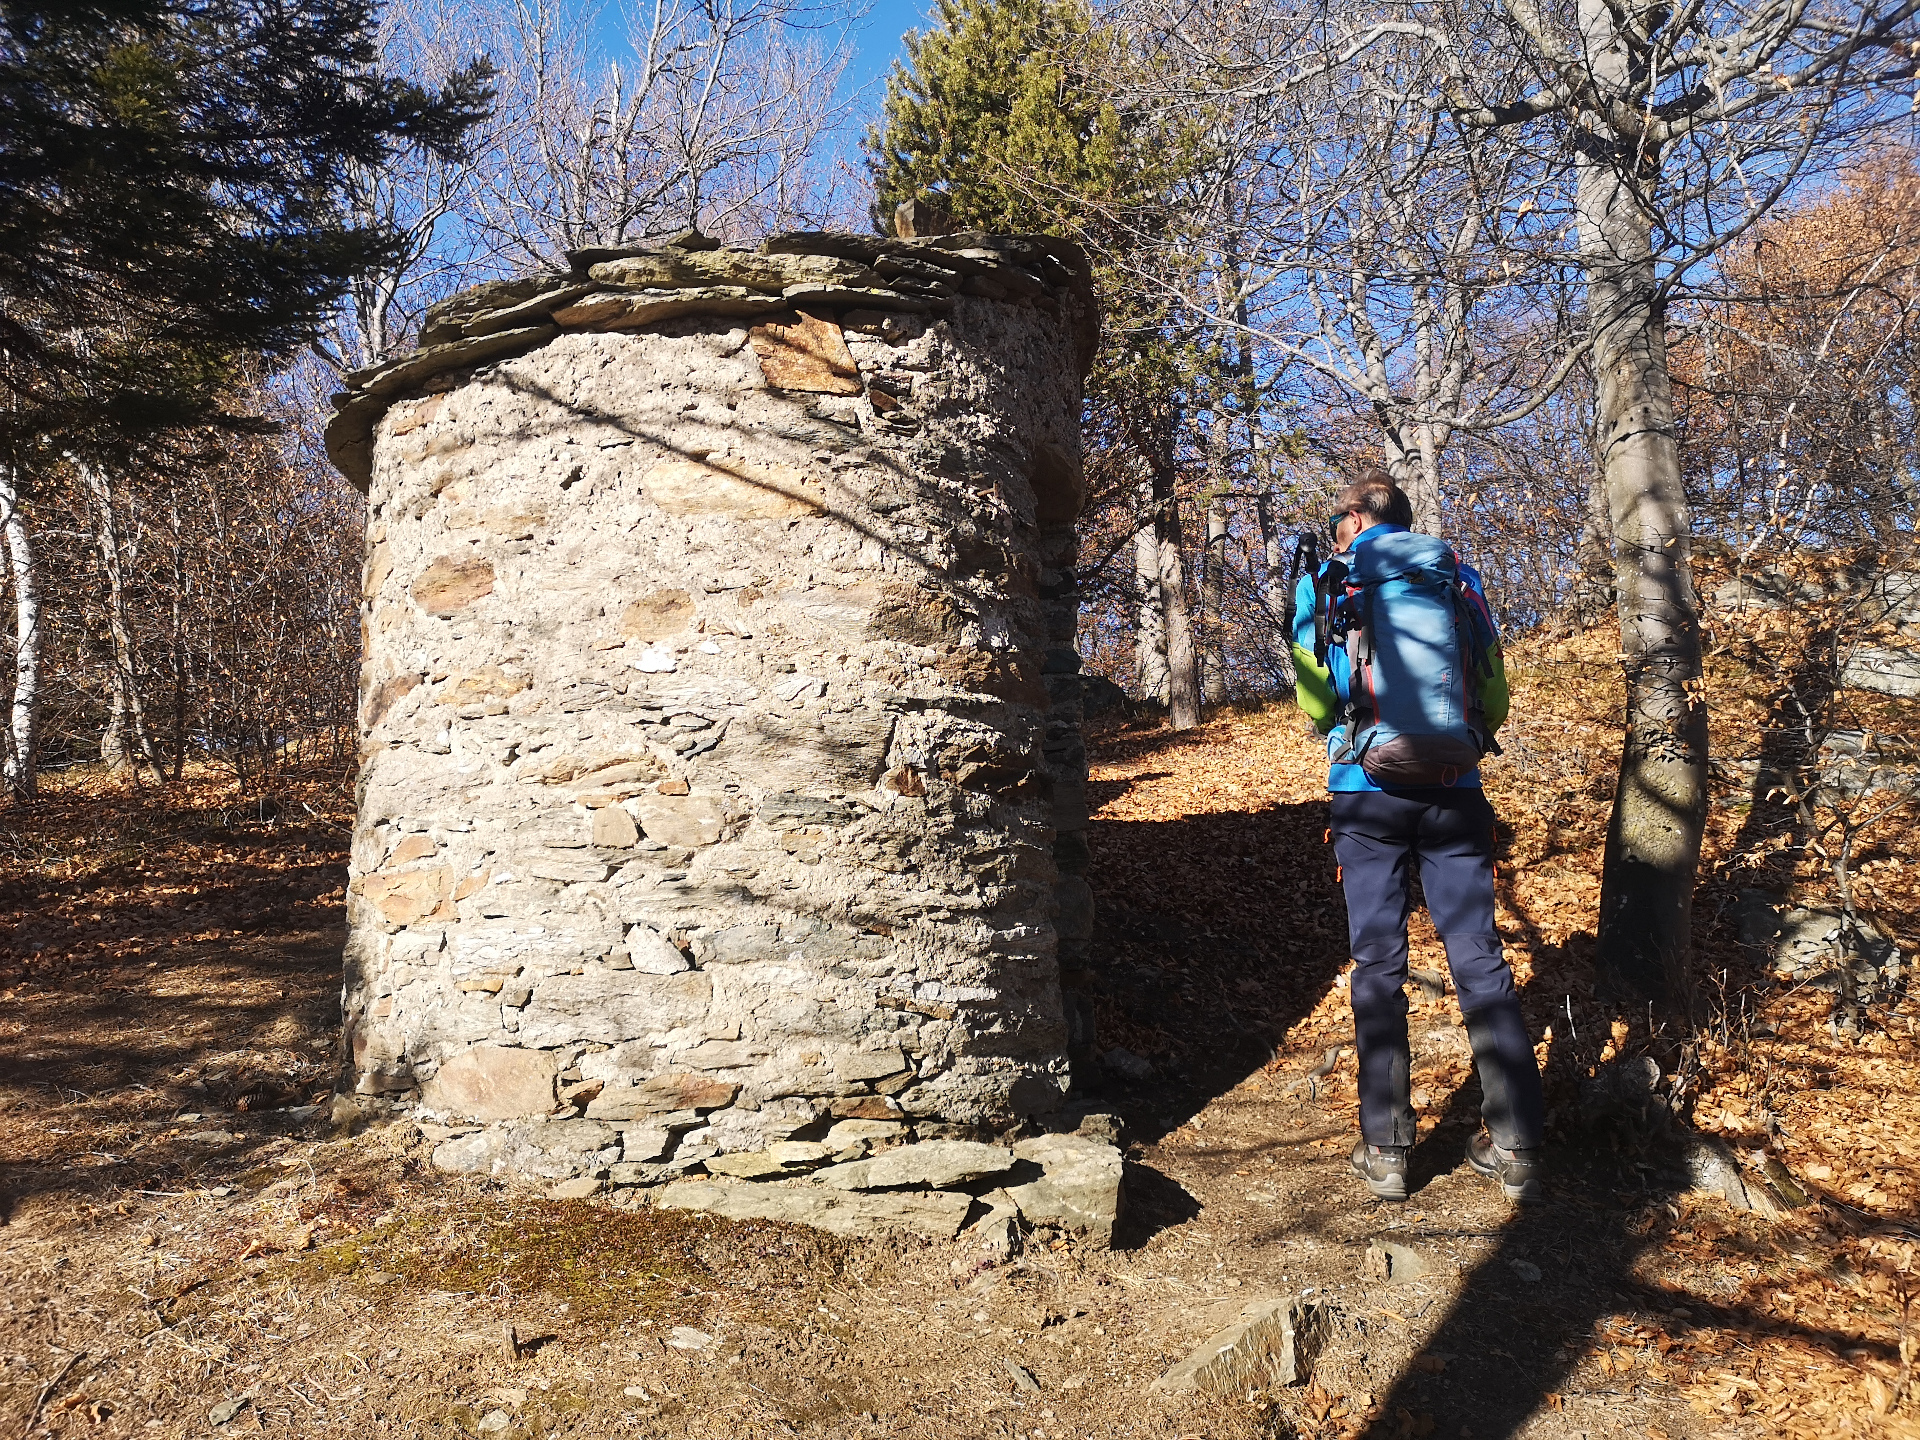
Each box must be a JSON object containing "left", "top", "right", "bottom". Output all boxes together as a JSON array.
[{"left": 1285, "top": 530, "right": 1322, "bottom": 612}]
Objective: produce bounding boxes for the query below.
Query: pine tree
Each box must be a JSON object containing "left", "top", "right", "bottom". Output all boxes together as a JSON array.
[
  {"left": 867, "top": 0, "right": 1210, "bottom": 726},
  {"left": 867, "top": 0, "right": 1139, "bottom": 236},
  {"left": 0, "top": 0, "right": 492, "bottom": 459}
]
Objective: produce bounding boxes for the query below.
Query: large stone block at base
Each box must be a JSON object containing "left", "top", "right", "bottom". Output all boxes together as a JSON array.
[
  {"left": 1005, "top": 1133, "right": 1124, "bottom": 1246},
  {"left": 420, "top": 1044, "right": 558, "bottom": 1120},
  {"left": 657, "top": 1178, "right": 973, "bottom": 1239}
]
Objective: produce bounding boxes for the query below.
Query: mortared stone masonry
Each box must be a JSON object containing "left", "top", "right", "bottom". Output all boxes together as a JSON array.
[{"left": 325, "top": 230, "right": 1101, "bottom": 1189}]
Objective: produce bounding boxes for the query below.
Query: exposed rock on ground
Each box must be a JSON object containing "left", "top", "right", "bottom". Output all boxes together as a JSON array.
[
  {"left": 1153, "top": 1297, "right": 1319, "bottom": 1395},
  {"left": 655, "top": 1178, "right": 974, "bottom": 1240},
  {"left": 1362, "top": 1239, "right": 1429, "bottom": 1284},
  {"left": 1004, "top": 1133, "right": 1125, "bottom": 1246},
  {"left": 632, "top": 1134, "right": 1125, "bottom": 1245},
  {"left": 1733, "top": 888, "right": 1904, "bottom": 999},
  {"left": 810, "top": 1139, "right": 1014, "bottom": 1191}
]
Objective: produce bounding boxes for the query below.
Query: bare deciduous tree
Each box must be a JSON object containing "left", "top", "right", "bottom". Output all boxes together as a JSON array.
[
  {"left": 0, "top": 460, "right": 38, "bottom": 798},
  {"left": 1090, "top": 0, "right": 1920, "bottom": 1005},
  {"left": 318, "top": 0, "right": 500, "bottom": 371},
  {"left": 467, "top": 0, "right": 858, "bottom": 270},
  {"left": 1434, "top": 0, "right": 1920, "bottom": 1006},
  {"left": 1089, "top": 7, "right": 1584, "bottom": 532}
]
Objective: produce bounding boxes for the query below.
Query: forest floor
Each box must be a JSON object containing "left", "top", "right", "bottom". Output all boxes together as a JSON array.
[{"left": 0, "top": 641, "right": 1917, "bottom": 1440}]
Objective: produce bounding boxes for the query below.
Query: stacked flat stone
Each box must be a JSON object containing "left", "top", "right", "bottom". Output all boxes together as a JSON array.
[{"left": 327, "top": 229, "right": 1100, "bottom": 1186}]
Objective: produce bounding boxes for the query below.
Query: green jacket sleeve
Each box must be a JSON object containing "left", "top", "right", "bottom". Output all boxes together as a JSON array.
[
  {"left": 1292, "top": 644, "right": 1339, "bottom": 733},
  {"left": 1480, "top": 643, "right": 1510, "bottom": 733},
  {"left": 1289, "top": 571, "right": 1338, "bottom": 734}
]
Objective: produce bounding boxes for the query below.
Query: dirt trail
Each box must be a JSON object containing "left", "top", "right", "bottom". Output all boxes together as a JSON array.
[{"left": 0, "top": 720, "right": 1911, "bottom": 1440}]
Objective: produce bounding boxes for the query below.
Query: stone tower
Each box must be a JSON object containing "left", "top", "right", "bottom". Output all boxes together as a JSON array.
[{"left": 325, "top": 231, "right": 1097, "bottom": 1182}]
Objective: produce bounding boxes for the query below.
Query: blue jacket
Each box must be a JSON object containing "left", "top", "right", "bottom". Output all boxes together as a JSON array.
[{"left": 1289, "top": 525, "right": 1509, "bottom": 792}]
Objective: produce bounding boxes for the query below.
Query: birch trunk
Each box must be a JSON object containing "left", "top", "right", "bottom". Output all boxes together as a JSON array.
[
  {"left": 1578, "top": 0, "right": 1709, "bottom": 1009},
  {"left": 168, "top": 483, "right": 189, "bottom": 778},
  {"left": 1133, "top": 482, "right": 1169, "bottom": 704},
  {"left": 1201, "top": 496, "right": 1229, "bottom": 705},
  {"left": 82, "top": 463, "right": 165, "bottom": 778},
  {"left": 100, "top": 678, "right": 128, "bottom": 769},
  {"left": 0, "top": 465, "right": 40, "bottom": 798}
]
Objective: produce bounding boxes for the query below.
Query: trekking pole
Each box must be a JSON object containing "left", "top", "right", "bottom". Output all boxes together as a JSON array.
[{"left": 1284, "top": 530, "right": 1322, "bottom": 608}]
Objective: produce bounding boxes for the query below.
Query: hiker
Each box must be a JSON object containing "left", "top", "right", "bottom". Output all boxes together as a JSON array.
[{"left": 1290, "top": 471, "right": 1545, "bottom": 1204}]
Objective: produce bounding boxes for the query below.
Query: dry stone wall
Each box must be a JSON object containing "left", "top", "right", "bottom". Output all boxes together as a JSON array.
[{"left": 328, "top": 230, "right": 1100, "bottom": 1189}]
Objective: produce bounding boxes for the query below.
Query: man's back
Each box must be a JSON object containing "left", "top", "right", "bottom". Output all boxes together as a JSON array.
[{"left": 1285, "top": 470, "right": 1545, "bottom": 1206}]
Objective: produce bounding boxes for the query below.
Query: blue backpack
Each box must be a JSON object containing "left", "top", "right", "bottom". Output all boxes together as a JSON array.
[{"left": 1312, "top": 531, "right": 1500, "bottom": 787}]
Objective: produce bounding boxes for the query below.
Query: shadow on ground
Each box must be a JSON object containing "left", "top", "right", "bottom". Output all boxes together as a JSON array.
[
  {"left": 0, "top": 925, "right": 342, "bottom": 1221},
  {"left": 0, "top": 790, "right": 348, "bottom": 1219},
  {"left": 1073, "top": 721, "right": 1896, "bottom": 1438},
  {"left": 1079, "top": 735, "right": 1349, "bottom": 1150},
  {"left": 1354, "top": 1069, "right": 1902, "bottom": 1439}
]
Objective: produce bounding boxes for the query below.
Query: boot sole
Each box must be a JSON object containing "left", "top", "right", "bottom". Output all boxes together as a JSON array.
[
  {"left": 1467, "top": 1154, "right": 1543, "bottom": 1203},
  {"left": 1350, "top": 1160, "right": 1408, "bottom": 1202}
]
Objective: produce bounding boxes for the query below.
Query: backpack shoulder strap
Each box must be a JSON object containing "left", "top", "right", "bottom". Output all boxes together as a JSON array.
[
  {"left": 1446, "top": 566, "right": 1504, "bottom": 756},
  {"left": 1452, "top": 574, "right": 1497, "bottom": 679},
  {"left": 1312, "top": 557, "right": 1350, "bottom": 667}
]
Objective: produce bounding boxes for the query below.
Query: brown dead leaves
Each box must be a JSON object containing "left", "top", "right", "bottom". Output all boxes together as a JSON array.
[
  {"left": 0, "top": 764, "right": 352, "bottom": 983},
  {"left": 1086, "top": 623, "right": 1920, "bottom": 1437}
]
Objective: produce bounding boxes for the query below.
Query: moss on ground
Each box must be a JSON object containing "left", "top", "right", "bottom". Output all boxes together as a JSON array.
[{"left": 299, "top": 1199, "right": 850, "bottom": 1326}]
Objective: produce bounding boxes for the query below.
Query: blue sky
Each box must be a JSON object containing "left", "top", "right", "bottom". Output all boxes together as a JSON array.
[
  {"left": 847, "top": 0, "right": 931, "bottom": 91},
  {"left": 586, "top": 0, "right": 934, "bottom": 97},
  {"left": 581, "top": 0, "right": 933, "bottom": 161}
]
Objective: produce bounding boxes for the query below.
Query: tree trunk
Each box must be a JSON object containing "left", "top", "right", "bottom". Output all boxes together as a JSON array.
[
  {"left": 1365, "top": 419, "right": 1437, "bottom": 534},
  {"left": 1201, "top": 496, "right": 1229, "bottom": 705},
  {"left": 1577, "top": 33, "right": 1709, "bottom": 1010},
  {"left": 1133, "top": 482, "right": 1169, "bottom": 704},
  {"left": 99, "top": 672, "right": 129, "bottom": 769},
  {"left": 1406, "top": 438, "right": 1444, "bottom": 536},
  {"left": 1568, "top": 463, "right": 1615, "bottom": 630},
  {"left": 168, "top": 483, "right": 189, "bottom": 779},
  {"left": 0, "top": 465, "right": 40, "bottom": 799},
  {"left": 1199, "top": 390, "right": 1237, "bottom": 705},
  {"left": 1132, "top": 413, "right": 1201, "bottom": 729},
  {"left": 82, "top": 463, "right": 165, "bottom": 778},
  {"left": 1255, "top": 491, "right": 1286, "bottom": 615},
  {"left": 1160, "top": 495, "right": 1203, "bottom": 731},
  {"left": 1253, "top": 492, "right": 1296, "bottom": 696}
]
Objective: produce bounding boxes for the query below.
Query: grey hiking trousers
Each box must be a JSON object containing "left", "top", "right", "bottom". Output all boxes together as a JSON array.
[{"left": 1330, "top": 787, "right": 1545, "bottom": 1151}]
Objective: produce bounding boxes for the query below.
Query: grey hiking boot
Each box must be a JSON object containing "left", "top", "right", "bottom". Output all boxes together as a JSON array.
[
  {"left": 1350, "top": 1141, "right": 1409, "bottom": 1202},
  {"left": 1467, "top": 1131, "right": 1544, "bottom": 1203}
]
